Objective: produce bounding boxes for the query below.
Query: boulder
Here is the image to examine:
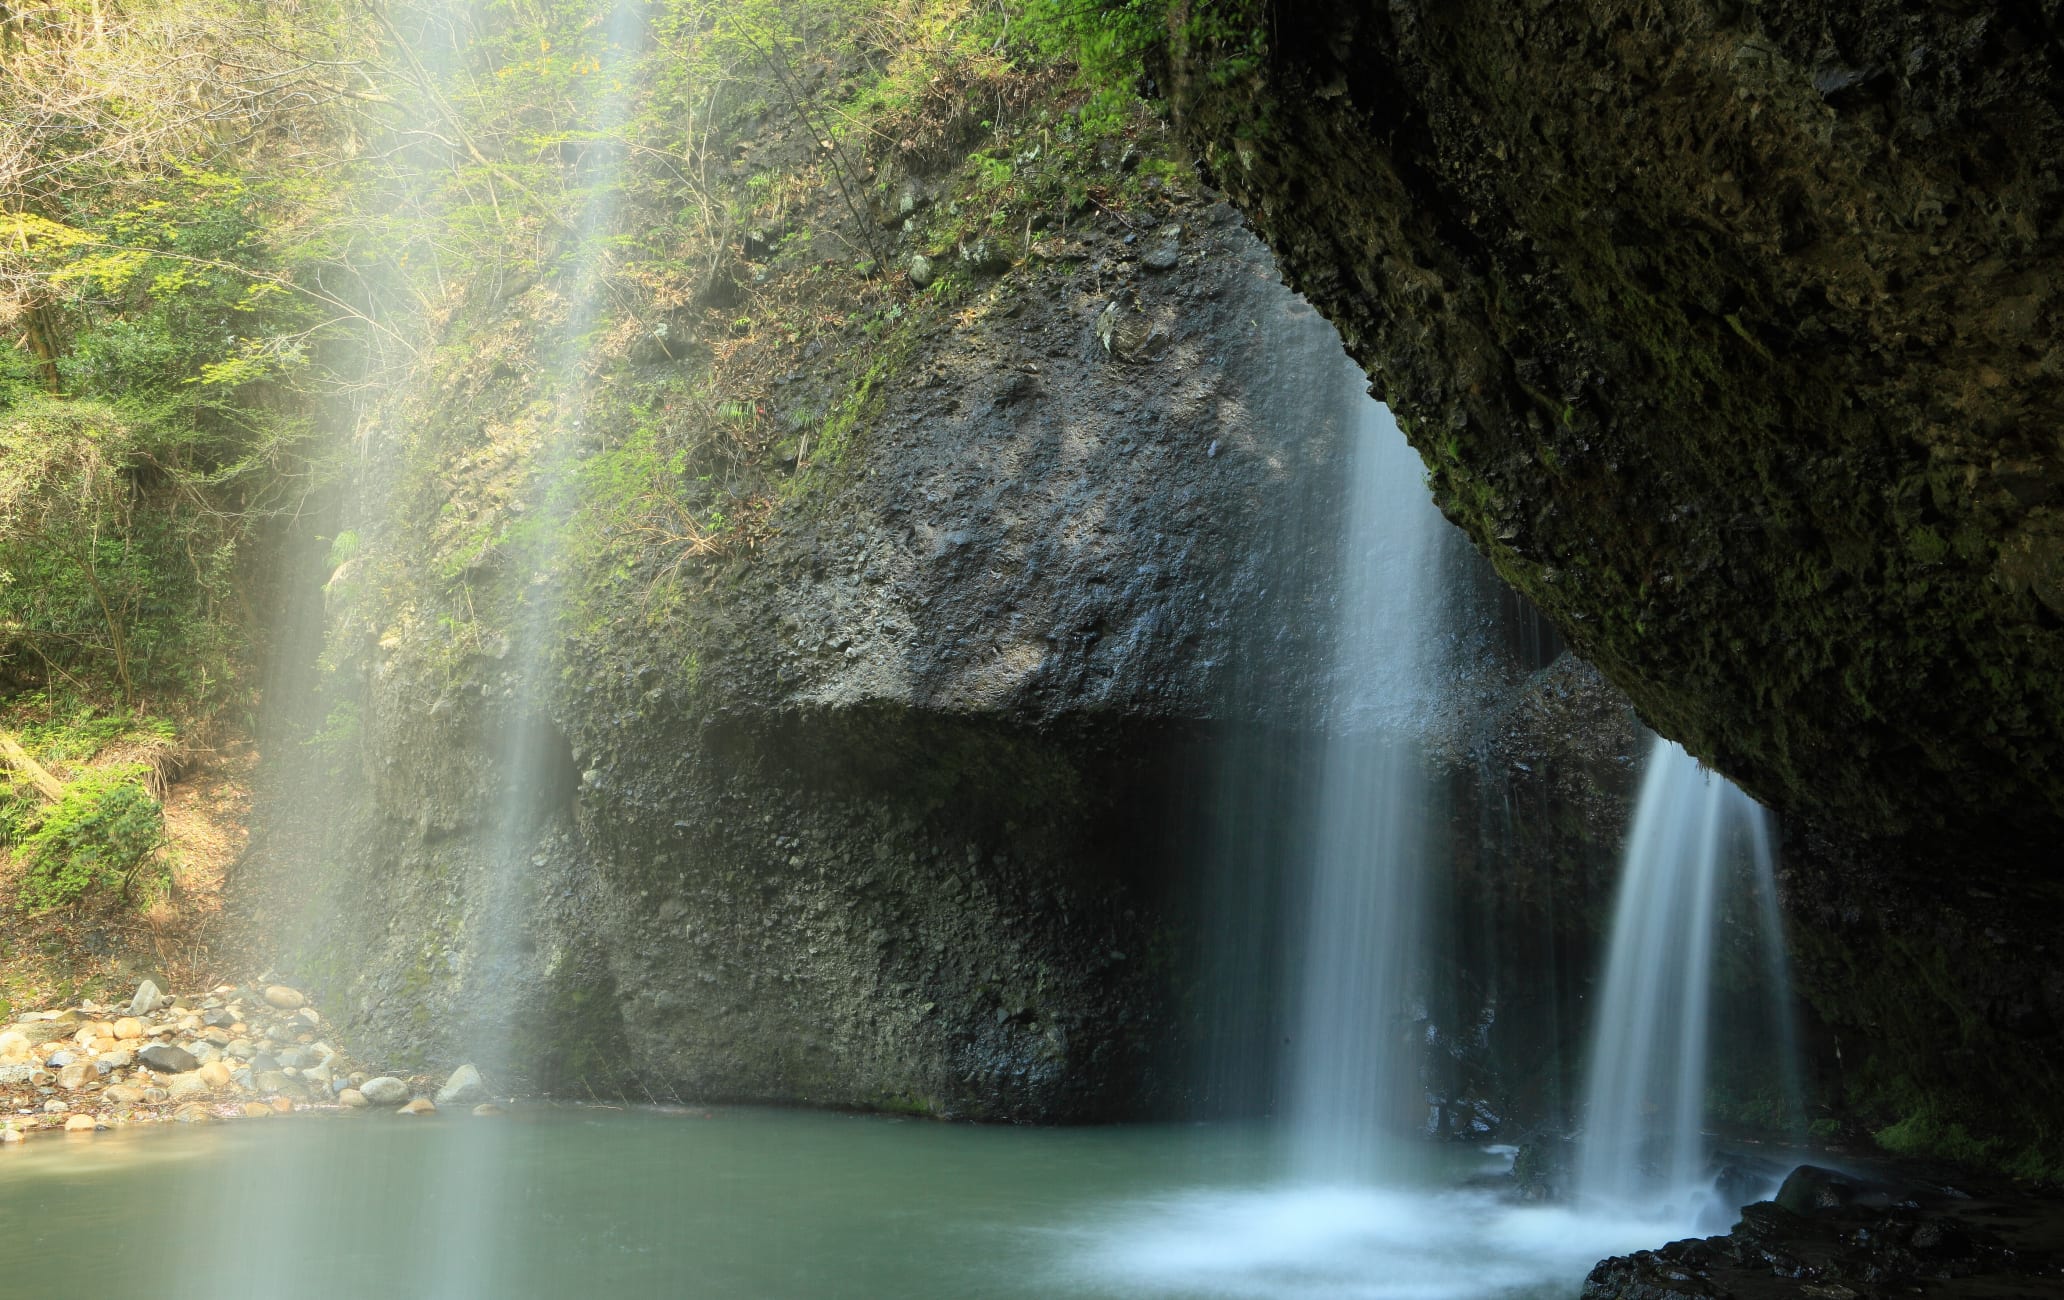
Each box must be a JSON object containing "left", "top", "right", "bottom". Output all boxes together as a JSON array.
[
  {"left": 1773, "top": 1165, "right": 1893, "bottom": 1218},
  {"left": 338, "top": 1088, "right": 369, "bottom": 1109},
  {"left": 16, "top": 1021, "right": 76, "bottom": 1047},
  {"left": 63, "top": 1115, "right": 97, "bottom": 1133},
  {"left": 359, "top": 1076, "right": 409, "bottom": 1106},
  {"left": 128, "top": 981, "right": 162, "bottom": 1016},
  {"left": 166, "top": 1074, "right": 211, "bottom": 1101},
  {"left": 434, "top": 1064, "right": 487, "bottom": 1106},
  {"left": 397, "top": 1098, "right": 436, "bottom": 1116},
  {"left": 137, "top": 1043, "right": 199, "bottom": 1074}
]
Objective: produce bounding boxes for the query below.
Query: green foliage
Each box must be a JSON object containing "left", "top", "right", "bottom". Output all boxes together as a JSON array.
[
  {"left": 12, "top": 766, "right": 167, "bottom": 912},
  {"left": 1017, "top": 0, "right": 1168, "bottom": 129},
  {"left": 302, "top": 700, "right": 362, "bottom": 759}
]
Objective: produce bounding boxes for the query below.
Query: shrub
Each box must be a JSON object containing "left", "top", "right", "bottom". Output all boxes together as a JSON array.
[{"left": 12, "top": 765, "right": 166, "bottom": 911}]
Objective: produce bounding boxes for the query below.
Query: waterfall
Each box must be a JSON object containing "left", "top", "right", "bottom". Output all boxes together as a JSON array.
[
  {"left": 1286, "top": 390, "right": 1467, "bottom": 1182},
  {"left": 418, "top": 10, "right": 643, "bottom": 1299},
  {"left": 1576, "top": 735, "right": 1788, "bottom": 1221}
]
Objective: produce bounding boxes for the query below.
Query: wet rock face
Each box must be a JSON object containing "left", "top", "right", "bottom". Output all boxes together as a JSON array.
[
  {"left": 1163, "top": 0, "right": 2064, "bottom": 854},
  {"left": 243, "top": 185, "right": 1650, "bottom": 1123},
  {"left": 1581, "top": 1165, "right": 2064, "bottom": 1299},
  {"left": 244, "top": 209, "right": 1388, "bottom": 1120}
]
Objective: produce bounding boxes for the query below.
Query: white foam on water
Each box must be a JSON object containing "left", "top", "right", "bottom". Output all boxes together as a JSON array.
[{"left": 1058, "top": 1181, "right": 1686, "bottom": 1300}]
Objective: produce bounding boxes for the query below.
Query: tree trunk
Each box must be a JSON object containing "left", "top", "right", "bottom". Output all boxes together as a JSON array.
[{"left": 0, "top": 731, "right": 65, "bottom": 802}]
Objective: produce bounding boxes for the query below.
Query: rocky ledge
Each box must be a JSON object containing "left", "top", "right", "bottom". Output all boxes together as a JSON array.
[
  {"left": 0, "top": 979, "right": 493, "bottom": 1142},
  {"left": 1157, "top": 0, "right": 2064, "bottom": 1181},
  {"left": 1161, "top": 0, "right": 2064, "bottom": 851},
  {"left": 1583, "top": 1165, "right": 2064, "bottom": 1299}
]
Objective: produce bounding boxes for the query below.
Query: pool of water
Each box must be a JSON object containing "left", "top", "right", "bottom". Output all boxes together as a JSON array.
[{"left": 1, "top": 1108, "right": 1681, "bottom": 1298}]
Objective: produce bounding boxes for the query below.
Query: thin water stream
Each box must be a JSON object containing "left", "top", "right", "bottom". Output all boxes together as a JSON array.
[
  {"left": 1288, "top": 397, "right": 1461, "bottom": 1182},
  {"left": 1576, "top": 735, "right": 1795, "bottom": 1226}
]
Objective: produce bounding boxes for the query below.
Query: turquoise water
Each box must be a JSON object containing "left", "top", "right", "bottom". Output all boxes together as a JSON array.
[{"left": 1, "top": 1108, "right": 1676, "bottom": 1298}]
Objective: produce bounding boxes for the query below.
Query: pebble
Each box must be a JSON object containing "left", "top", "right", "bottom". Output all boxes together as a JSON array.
[
  {"left": 2, "top": 982, "right": 414, "bottom": 1144},
  {"left": 262, "top": 986, "right": 306, "bottom": 1011}
]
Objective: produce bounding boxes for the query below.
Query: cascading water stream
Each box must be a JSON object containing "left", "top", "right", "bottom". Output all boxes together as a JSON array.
[
  {"left": 417, "top": 9, "right": 643, "bottom": 1298},
  {"left": 1576, "top": 734, "right": 1793, "bottom": 1225},
  {"left": 1286, "top": 393, "right": 1462, "bottom": 1182}
]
